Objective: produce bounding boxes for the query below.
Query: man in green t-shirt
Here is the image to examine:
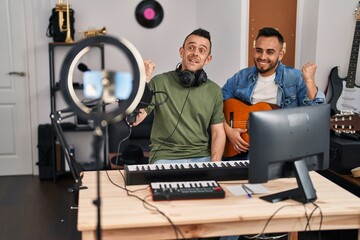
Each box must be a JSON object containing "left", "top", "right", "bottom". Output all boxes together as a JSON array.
[{"left": 134, "top": 28, "right": 226, "bottom": 164}]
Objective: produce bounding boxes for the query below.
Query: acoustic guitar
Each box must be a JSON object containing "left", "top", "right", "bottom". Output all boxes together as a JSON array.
[
  {"left": 223, "top": 98, "right": 360, "bottom": 158},
  {"left": 223, "top": 99, "right": 278, "bottom": 157},
  {"left": 330, "top": 111, "right": 360, "bottom": 134}
]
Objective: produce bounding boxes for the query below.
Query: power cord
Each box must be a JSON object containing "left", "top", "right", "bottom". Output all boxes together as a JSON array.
[
  {"left": 112, "top": 122, "right": 132, "bottom": 166},
  {"left": 103, "top": 169, "right": 185, "bottom": 239},
  {"left": 243, "top": 202, "right": 323, "bottom": 240}
]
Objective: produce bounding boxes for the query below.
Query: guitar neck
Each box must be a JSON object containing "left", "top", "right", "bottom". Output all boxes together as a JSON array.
[{"left": 347, "top": 18, "right": 360, "bottom": 88}]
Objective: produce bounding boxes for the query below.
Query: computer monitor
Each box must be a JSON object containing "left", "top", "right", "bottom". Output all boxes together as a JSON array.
[{"left": 248, "top": 104, "right": 330, "bottom": 203}]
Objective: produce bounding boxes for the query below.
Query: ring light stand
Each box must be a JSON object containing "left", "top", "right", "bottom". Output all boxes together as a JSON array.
[
  {"left": 59, "top": 35, "right": 146, "bottom": 240},
  {"left": 50, "top": 108, "right": 88, "bottom": 207}
]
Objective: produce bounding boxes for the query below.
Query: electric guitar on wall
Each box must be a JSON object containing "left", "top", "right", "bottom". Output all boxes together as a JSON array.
[
  {"left": 329, "top": 2, "right": 360, "bottom": 114},
  {"left": 223, "top": 98, "right": 360, "bottom": 158}
]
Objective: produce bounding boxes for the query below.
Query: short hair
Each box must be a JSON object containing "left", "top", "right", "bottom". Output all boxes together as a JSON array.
[
  {"left": 183, "top": 28, "right": 212, "bottom": 54},
  {"left": 256, "top": 27, "right": 284, "bottom": 45}
]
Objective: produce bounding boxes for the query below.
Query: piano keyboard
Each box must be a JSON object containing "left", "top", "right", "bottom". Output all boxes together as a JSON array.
[
  {"left": 150, "top": 180, "right": 225, "bottom": 201},
  {"left": 124, "top": 160, "right": 249, "bottom": 185}
]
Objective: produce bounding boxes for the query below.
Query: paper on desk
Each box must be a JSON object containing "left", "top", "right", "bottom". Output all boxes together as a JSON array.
[{"left": 225, "top": 184, "right": 270, "bottom": 196}]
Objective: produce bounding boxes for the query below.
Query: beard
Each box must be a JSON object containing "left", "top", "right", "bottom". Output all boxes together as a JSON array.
[{"left": 254, "top": 58, "right": 279, "bottom": 75}]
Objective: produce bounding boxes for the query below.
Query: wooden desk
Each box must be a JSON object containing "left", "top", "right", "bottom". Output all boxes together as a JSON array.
[{"left": 78, "top": 171, "right": 360, "bottom": 240}]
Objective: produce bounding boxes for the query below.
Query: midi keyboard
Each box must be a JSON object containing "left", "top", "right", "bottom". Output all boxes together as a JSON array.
[
  {"left": 124, "top": 160, "right": 249, "bottom": 185},
  {"left": 150, "top": 180, "right": 225, "bottom": 201}
]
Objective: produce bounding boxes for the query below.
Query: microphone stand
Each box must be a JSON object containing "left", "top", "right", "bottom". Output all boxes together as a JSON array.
[
  {"left": 56, "top": 34, "right": 148, "bottom": 240},
  {"left": 51, "top": 103, "right": 107, "bottom": 240},
  {"left": 91, "top": 121, "right": 106, "bottom": 240},
  {"left": 49, "top": 109, "right": 88, "bottom": 206}
]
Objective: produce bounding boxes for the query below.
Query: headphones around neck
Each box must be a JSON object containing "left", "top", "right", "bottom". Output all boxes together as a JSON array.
[{"left": 175, "top": 64, "right": 208, "bottom": 87}]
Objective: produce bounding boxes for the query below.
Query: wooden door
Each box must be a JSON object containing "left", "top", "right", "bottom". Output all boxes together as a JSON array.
[{"left": 248, "top": 0, "right": 297, "bottom": 67}]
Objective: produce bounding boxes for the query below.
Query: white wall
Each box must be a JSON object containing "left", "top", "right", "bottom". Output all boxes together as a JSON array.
[
  {"left": 31, "top": 0, "right": 246, "bottom": 164},
  {"left": 196, "top": 0, "right": 244, "bottom": 87},
  {"left": 315, "top": 0, "right": 360, "bottom": 92},
  {"left": 296, "top": 0, "right": 319, "bottom": 68},
  {"left": 27, "top": 0, "right": 360, "bottom": 167},
  {"left": 34, "top": 0, "right": 245, "bottom": 124}
]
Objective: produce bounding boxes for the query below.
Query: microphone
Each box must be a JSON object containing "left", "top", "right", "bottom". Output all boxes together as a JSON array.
[{"left": 78, "top": 63, "right": 90, "bottom": 72}]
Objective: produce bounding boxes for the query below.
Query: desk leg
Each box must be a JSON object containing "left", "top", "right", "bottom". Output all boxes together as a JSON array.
[{"left": 288, "top": 232, "right": 298, "bottom": 240}]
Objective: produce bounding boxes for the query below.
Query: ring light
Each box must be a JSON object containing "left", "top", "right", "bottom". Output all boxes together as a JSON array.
[{"left": 59, "top": 35, "right": 146, "bottom": 124}]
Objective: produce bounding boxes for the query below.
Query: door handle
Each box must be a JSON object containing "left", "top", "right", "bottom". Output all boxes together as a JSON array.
[{"left": 8, "top": 71, "right": 26, "bottom": 77}]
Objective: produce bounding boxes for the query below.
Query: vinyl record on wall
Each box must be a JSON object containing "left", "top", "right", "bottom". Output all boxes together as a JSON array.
[{"left": 135, "top": 0, "right": 164, "bottom": 28}]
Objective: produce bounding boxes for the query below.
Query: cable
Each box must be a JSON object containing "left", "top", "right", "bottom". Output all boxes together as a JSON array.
[
  {"left": 103, "top": 169, "right": 185, "bottom": 239},
  {"left": 139, "top": 194, "right": 184, "bottom": 239},
  {"left": 138, "top": 90, "right": 169, "bottom": 107},
  {"left": 311, "top": 202, "right": 323, "bottom": 240},
  {"left": 107, "top": 88, "right": 170, "bottom": 166},
  {"left": 150, "top": 90, "right": 169, "bottom": 106},
  {"left": 149, "top": 87, "right": 191, "bottom": 163},
  {"left": 104, "top": 169, "right": 148, "bottom": 193},
  {"left": 101, "top": 86, "right": 185, "bottom": 239},
  {"left": 242, "top": 202, "right": 299, "bottom": 239},
  {"left": 112, "top": 122, "right": 132, "bottom": 166},
  {"left": 301, "top": 202, "right": 323, "bottom": 240},
  {"left": 243, "top": 202, "right": 324, "bottom": 240}
]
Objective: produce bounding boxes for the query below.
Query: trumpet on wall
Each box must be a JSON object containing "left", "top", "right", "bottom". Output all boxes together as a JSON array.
[{"left": 82, "top": 27, "right": 107, "bottom": 38}]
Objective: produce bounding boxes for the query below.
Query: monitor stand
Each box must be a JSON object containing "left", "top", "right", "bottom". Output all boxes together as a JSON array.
[{"left": 260, "top": 159, "right": 318, "bottom": 204}]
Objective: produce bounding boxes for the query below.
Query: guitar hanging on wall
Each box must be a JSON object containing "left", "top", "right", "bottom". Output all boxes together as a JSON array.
[
  {"left": 223, "top": 98, "right": 360, "bottom": 158},
  {"left": 329, "top": 2, "right": 360, "bottom": 114}
]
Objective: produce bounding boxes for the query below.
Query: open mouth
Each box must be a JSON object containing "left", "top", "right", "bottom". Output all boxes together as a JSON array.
[
  {"left": 189, "top": 58, "right": 199, "bottom": 64},
  {"left": 257, "top": 60, "right": 270, "bottom": 67}
]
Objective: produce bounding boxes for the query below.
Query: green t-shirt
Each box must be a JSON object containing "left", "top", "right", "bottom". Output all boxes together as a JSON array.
[{"left": 144, "top": 70, "right": 225, "bottom": 163}]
